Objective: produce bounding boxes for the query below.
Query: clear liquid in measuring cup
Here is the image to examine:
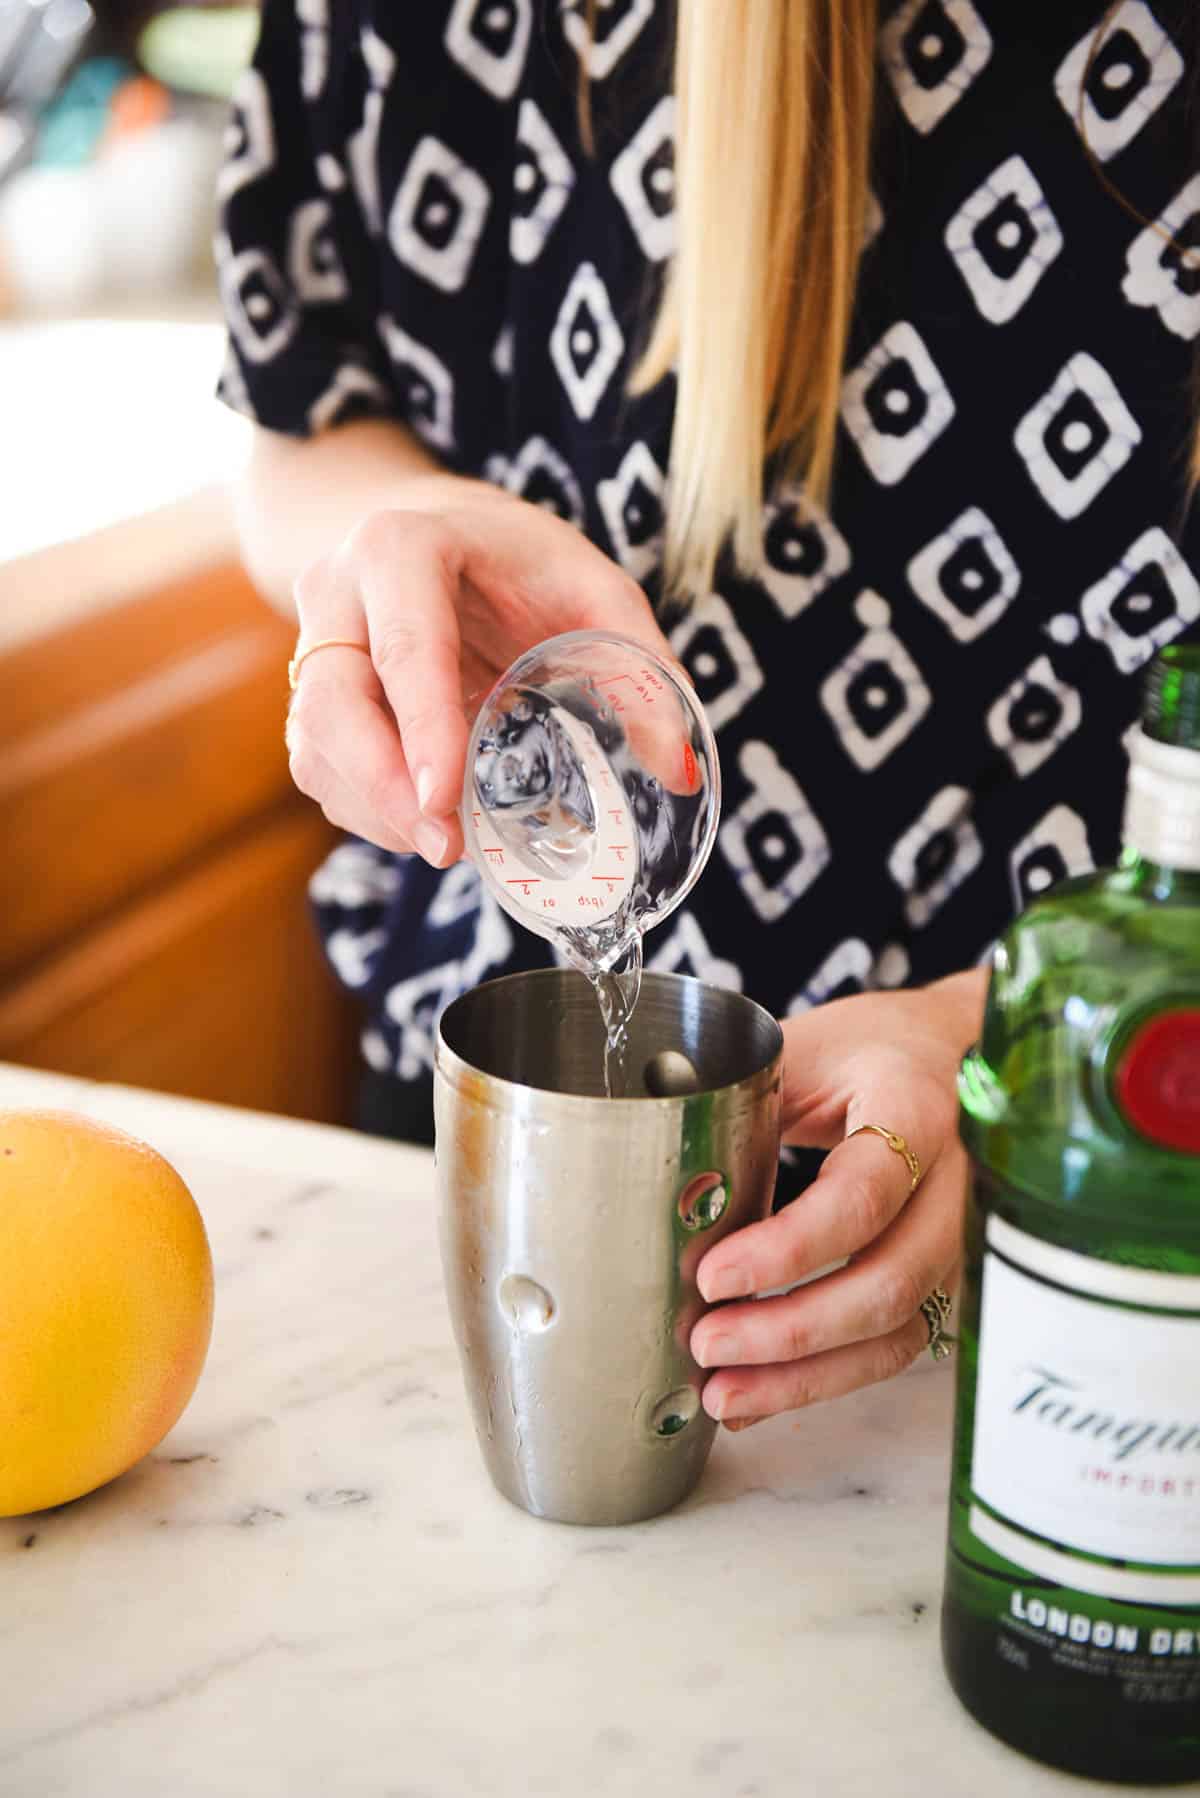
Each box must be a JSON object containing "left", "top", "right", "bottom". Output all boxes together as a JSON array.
[{"left": 464, "top": 634, "right": 719, "bottom": 1095}]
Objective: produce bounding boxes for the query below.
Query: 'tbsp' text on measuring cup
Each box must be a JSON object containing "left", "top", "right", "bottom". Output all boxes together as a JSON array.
[{"left": 462, "top": 632, "right": 720, "bottom": 967}]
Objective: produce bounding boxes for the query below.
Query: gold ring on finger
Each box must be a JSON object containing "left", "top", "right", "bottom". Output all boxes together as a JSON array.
[
  {"left": 849, "top": 1122, "right": 922, "bottom": 1193},
  {"left": 920, "top": 1287, "right": 955, "bottom": 1363}
]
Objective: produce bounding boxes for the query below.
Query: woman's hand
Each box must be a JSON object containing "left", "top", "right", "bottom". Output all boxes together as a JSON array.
[
  {"left": 691, "top": 970, "right": 986, "bottom": 1427},
  {"left": 283, "top": 475, "right": 673, "bottom": 865}
]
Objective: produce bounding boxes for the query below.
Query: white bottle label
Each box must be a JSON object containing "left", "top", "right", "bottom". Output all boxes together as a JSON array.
[{"left": 970, "top": 1214, "right": 1200, "bottom": 1604}]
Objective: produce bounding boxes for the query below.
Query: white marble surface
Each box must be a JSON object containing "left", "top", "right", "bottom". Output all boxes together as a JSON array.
[{"left": 0, "top": 1065, "right": 1127, "bottom": 1797}]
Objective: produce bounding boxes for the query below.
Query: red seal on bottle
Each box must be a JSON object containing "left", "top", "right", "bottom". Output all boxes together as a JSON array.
[{"left": 1113, "top": 1010, "right": 1200, "bottom": 1154}]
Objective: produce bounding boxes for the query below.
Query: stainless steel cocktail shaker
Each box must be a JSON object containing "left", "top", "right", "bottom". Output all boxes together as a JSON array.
[{"left": 435, "top": 969, "right": 783, "bottom": 1525}]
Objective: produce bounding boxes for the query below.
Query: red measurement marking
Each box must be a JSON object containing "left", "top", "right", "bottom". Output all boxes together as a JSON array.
[
  {"left": 506, "top": 878, "right": 541, "bottom": 895},
  {"left": 610, "top": 845, "right": 628, "bottom": 862},
  {"left": 608, "top": 809, "right": 624, "bottom": 823},
  {"left": 471, "top": 811, "right": 482, "bottom": 825},
  {"left": 541, "top": 898, "right": 558, "bottom": 909},
  {"left": 483, "top": 847, "right": 505, "bottom": 863}
]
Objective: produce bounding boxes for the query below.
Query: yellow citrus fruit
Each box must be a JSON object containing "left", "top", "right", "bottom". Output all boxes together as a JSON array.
[{"left": 0, "top": 1109, "right": 214, "bottom": 1517}]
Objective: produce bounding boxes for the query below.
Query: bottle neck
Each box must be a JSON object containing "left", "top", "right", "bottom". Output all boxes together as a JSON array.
[{"left": 1121, "top": 728, "right": 1200, "bottom": 875}]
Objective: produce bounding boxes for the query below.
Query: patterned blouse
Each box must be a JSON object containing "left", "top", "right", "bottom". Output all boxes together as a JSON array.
[{"left": 218, "top": 0, "right": 1200, "bottom": 1130}]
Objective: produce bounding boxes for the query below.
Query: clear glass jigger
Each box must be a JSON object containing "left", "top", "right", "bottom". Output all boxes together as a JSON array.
[{"left": 462, "top": 631, "right": 720, "bottom": 976}]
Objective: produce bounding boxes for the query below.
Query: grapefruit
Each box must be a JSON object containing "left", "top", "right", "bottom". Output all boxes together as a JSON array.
[{"left": 0, "top": 1109, "right": 213, "bottom": 1516}]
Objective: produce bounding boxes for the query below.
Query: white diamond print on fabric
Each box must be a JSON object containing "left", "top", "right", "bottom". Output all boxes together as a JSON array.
[
  {"left": 873, "top": 942, "right": 911, "bottom": 988},
  {"left": 215, "top": 237, "right": 298, "bottom": 365},
  {"left": 444, "top": 0, "right": 532, "bottom": 101},
  {"left": 388, "top": 136, "right": 491, "bottom": 294},
  {"left": 326, "top": 927, "right": 388, "bottom": 990},
  {"left": 670, "top": 595, "right": 764, "bottom": 734},
  {"left": 287, "top": 200, "right": 348, "bottom": 305},
  {"left": 1123, "top": 173, "right": 1200, "bottom": 342},
  {"left": 1014, "top": 352, "right": 1142, "bottom": 520},
  {"left": 760, "top": 489, "right": 851, "bottom": 620},
  {"left": 987, "top": 654, "right": 1082, "bottom": 778},
  {"left": 1009, "top": 805, "right": 1093, "bottom": 912},
  {"left": 907, "top": 505, "right": 1020, "bottom": 642},
  {"left": 1055, "top": 2, "right": 1184, "bottom": 164},
  {"left": 719, "top": 742, "right": 831, "bottom": 924},
  {"left": 645, "top": 910, "right": 742, "bottom": 991},
  {"left": 888, "top": 786, "right": 983, "bottom": 929},
  {"left": 610, "top": 96, "right": 675, "bottom": 262},
  {"left": 297, "top": 0, "right": 329, "bottom": 101},
  {"left": 378, "top": 316, "right": 455, "bottom": 453},
  {"left": 549, "top": 262, "right": 625, "bottom": 421},
  {"left": 597, "top": 441, "right": 665, "bottom": 581},
  {"left": 361, "top": 1028, "right": 392, "bottom": 1074},
  {"left": 316, "top": 153, "right": 345, "bottom": 192},
  {"left": 879, "top": 0, "right": 993, "bottom": 137},
  {"left": 819, "top": 593, "right": 932, "bottom": 772},
  {"left": 217, "top": 69, "right": 275, "bottom": 203},
  {"left": 560, "top": 0, "right": 654, "bottom": 80},
  {"left": 309, "top": 842, "right": 402, "bottom": 910},
  {"left": 497, "top": 435, "right": 585, "bottom": 526},
  {"left": 945, "top": 155, "right": 1063, "bottom": 325},
  {"left": 511, "top": 100, "right": 575, "bottom": 267},
  {"left": 384, "top": 896, "right": 512, "bottom": 1081},
  {"left": 348, "top": 29, "right": 395, "bottom": 237},
  {"left": 492, "top": 324, "right": 514, "bottom": 378},
  {"left": 841, "top": 322, "right": 955, "bottom": 486},
  {"left": 788, "top": 939, "right": 873, "bottom": 1014},
  {"left": 307, "top": 363, "right": 389, "bottom": 433},
  {"left": 1080, "top": 527, "right": 1200, "bottom": 674},
  {"left": 427, "top": 861, "right": 484, "bottom": 929}
]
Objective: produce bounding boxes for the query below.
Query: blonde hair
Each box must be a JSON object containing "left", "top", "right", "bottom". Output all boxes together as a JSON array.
[
  {"left": 632, "top": 0, "right": 878, "bottom": 599},
  {"left": 597, "top": 0, "right": 1196, "bottom": 601}
]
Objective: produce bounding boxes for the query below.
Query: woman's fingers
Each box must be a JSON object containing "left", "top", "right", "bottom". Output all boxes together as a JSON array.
[
  {"left": 691, "top": 1148, "right": 966, "bottom": 1390},
  {"left": 289, "top": 743, "right": 417, "bottom": 856},
  {"left": 351, "top": 512, "right": 470, "bottom": 827},
  {"left": 287, "top": 646, "right": 462, "bottom": 865},
  {"left": 703, "top": 1308, "right": 940, "bottom": 1426},
  {"left": 695, "top": 1117, "right": 940, "bottom": 1304}
]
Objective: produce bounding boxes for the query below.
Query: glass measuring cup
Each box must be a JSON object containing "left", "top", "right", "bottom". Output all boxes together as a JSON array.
[{"left": 462, "top": 631, "right": 720, "bottom": 976}]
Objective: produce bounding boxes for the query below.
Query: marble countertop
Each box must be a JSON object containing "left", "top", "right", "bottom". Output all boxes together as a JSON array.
[{"left": 0, "top": 1065, "right": 1123, "bottom": 1798}]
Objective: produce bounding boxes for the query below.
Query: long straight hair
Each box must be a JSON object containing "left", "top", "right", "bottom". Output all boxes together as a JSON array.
[
  {"left": 631, "top": 0, "right": 878, "bottom": 599},
  {"left": 602, "top": 0, "right": 1196, "bottom": 601}
]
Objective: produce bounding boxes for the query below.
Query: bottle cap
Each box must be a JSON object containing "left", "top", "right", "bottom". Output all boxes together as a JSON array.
[{"left": 1143, "top": 645, "right": 1200, "bottom": 751}]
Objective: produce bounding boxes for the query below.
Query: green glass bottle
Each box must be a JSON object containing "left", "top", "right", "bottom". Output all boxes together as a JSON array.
[{"left": 941, "top": 646, "right": 1200, "bottom": 1784}]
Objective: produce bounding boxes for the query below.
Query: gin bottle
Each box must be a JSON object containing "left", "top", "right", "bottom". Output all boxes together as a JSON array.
[{"left": 941, "top": 646, "right": 1200, "bottom": 1784}]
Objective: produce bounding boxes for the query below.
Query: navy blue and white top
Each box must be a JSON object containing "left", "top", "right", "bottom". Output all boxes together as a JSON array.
[{"left": 218, "top": 0, "right": 1200, "bottom": 1132}]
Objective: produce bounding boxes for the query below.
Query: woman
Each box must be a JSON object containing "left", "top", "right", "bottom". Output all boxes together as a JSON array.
[{"left": 218, "top": 0, "right": 1200, "bottom": 1428}]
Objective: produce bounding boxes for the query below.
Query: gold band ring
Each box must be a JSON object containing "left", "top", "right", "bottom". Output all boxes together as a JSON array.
[
  {"left": 920, "top": 1287, "right": 955, "bottom": 1363},
  {"left": 849, "top": 1122, "right": 922, "bottom": 1193},
  {"left": 288, "top": 638, "right": 372, "bottom": 692}
]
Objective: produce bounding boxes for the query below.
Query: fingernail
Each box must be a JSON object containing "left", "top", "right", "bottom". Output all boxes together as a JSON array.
[
  {"left": 415, "top": 766, "right": 436, "bottom": 815},
  {"left": 412, "top": 820, "right": 448, "bottom": 865},
  {"left": 694, "top": 1332, "right": 740, "bottom": 1369},
  {"left": 723, "top": 1416, "right": 765, "bottom": 1433},
  {"left": 700, "top": 1265, "right": 753, "bottom": 1303}
]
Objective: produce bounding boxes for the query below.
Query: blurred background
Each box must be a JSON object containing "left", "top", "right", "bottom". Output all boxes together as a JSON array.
[{"left": 0, "top": 0, "right": 358, "bottom": 1124}]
